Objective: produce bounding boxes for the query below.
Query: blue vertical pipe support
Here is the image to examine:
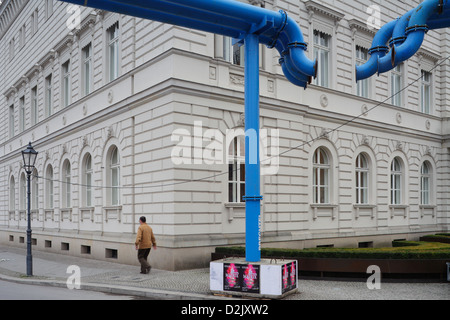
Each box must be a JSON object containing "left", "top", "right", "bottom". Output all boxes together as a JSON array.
[{"left": 243, "top": 33, "right": 262, "bottom": 263}]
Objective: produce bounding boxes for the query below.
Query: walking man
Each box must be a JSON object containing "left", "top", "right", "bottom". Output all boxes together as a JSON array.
[{"left": 135, "top": 216, "right": 157, "bottom": 274}]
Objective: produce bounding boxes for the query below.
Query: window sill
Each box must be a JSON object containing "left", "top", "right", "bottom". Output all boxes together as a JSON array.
[
  {"left": 419, "top": 204, "right": 436, "bottom": 218},
  {"left": 224, "top": 202, "right": 245, "bottom": 209},
  {"left": 310, "top": 203, "right": 338, "bottom": 220},
  {"left": 103, "top": 205, "right": 122, "bottom": 222},
  {"left": 353, "top": 204, "right": 376, "bottom": 219},
  {"left": 224, "top": 202, "right": 249, "bottom": 222},
  {"left": 80, "top": 206, "right": 95, "bottom": 222},
  {"left": 389, "top": 205, "right": 409, "bottom": 218}
]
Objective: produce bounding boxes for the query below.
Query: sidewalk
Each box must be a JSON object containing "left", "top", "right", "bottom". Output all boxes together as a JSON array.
[
  {"left": 0, "top": 245, "right": 448, "bottom": 300},
  {"left": 0, "top": 245, "right": 230, "bottom": 300}
]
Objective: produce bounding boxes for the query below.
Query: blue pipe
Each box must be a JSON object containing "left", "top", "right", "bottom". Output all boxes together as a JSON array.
[
  {"left": 61, "top": 0, "right": 316, "bottom": 87},
  {"left": 377, "top": 9, "right": 414, "bottom": 74},
  {"left": 391, "top": 0, "right": 441, "bottom": 66},
  {"left": 355, "top": 19, "right": 397, "bottom": 81},
  {"left": 357, "top": 0, "right": 450, "bottom": 80},
  {"left": 243, "top": 34, "right": 262, "bottom": 262}
]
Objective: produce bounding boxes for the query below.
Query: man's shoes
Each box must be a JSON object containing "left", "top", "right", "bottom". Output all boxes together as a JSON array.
[{"left": 140, "top": 266, "right": 152, "bottom": 274}]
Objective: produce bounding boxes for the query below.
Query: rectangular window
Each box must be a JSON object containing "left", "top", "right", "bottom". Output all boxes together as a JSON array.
[
  {"left": 108, "top": 22, "right": 119, "bottom": 82},
  {"left": 45, "top": 74, "right": 53, "bottom": 117},
  {"left": 31, "top": 86, "right": 38, "bottom": 125},
  {"left": 19, "top": 97, "right": 25, "bottom": 132},
  {"left": 356, "top": 46, "right": 369, "bottom": 98},
  {"left": 62, "top": 60, "right": 71, "bottom": 107},
  {"left": 9, "top": 38, "right": 15, "bottom": 60},
  {"left": 228, "top": 137, "right": 245, "bottom": 202},
  {"left": 391, "top": 64, "right": 402, "bottom": 107},
  {"left": 421, "top": 70, "right": 431, "bottom": 114},
  {"left": 313, "top": 30, "right": 330, "bottom": 88},
  {"left": 19, "top": 25, "right": 26, "bottom": 48},
  {"left": 223, "top": 37, "right": 245, "bottom": 66},
  {"left": 31, "top": 9, "right": 39, "bottom": 35},
  {"left": 82, "top": 43, "right": 92, "bottom": 96},
  {"left": 9, "top": 105, "right": 14, "bottom": 138},
  {"left": 46, "top": 0, "right": 53, "bottom": 19}
]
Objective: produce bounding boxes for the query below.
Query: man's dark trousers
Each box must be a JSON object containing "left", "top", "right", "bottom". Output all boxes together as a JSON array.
[{"left": 138, "top": 248, "right": 151, "bottom": 273}]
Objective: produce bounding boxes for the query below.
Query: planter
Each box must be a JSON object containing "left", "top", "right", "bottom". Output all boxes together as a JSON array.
[{"left": 211, "top": 253, "right": 449, "bottom": 280}]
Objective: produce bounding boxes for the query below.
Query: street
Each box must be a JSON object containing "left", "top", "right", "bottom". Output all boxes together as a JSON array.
[{"left": 0, "top": 280, "right": 142, "bottom": 300}]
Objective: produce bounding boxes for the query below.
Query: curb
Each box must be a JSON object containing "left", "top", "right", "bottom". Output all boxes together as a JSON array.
[{"left": 0, "top": 273, "right": 238, "bottom": 300}]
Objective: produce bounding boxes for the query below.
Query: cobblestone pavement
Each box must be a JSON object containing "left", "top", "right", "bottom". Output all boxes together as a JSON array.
[{"left": 0, "top": 245, "right": 448, "bottom": 300}]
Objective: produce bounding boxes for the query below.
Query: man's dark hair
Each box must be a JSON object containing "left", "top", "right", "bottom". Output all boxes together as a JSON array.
[{"left": 139, "top": 216, "right": 146, "bottom": 223}]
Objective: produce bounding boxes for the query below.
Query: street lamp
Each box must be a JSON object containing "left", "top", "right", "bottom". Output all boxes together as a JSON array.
[{"left": 21, "top": 142, "right": 38, "bottom": 277}]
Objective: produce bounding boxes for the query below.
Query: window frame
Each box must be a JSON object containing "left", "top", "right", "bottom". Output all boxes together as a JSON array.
[
  {"left": 390, "top": 157, "right": 402, "bottom": 205},
  {"left": 107, "top": 22, "right": 120, "bottom": 82},
  {"left": 391, "top": 64, "right": 403, "bottom": 107},
  {"left": 312, "top": 30, "right": 331, "bottom": 88},
  {"left": 62, "top": 60, "right": 71, "bottom": 108},
  {"left": 109, "top": 146, "right": 120, "bottom": 206},
  {"left": 228, "top": 136, "right": 246, "bottom": 203},
  {"left": 420, "top": 161, "right": 432, "bottom": 205},
  {"left": 420, "top": 70, "right": 431, "bottom": 114},
  {"left": 312, "top": 147, "right": 330, "bottom": 204},
  {"left": 355, "top": 153, "right": 369, "bottom": 204}
]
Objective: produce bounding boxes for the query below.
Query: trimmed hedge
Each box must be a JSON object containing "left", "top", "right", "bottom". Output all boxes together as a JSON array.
[
  {"left": 215, "top": 241, "right": 450, "bottom": 260},
  {"left": 419, "top": 233, "right": 450, "bottom": 244}
]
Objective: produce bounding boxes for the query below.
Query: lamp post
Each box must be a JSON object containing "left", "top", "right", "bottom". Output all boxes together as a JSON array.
[{"left": 21, "top": 142, "right": 38, "bottom": 277}]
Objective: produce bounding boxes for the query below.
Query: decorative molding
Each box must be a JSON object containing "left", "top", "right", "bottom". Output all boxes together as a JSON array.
[
  {"left": 230, "top": 73, "right": 245, "bottom": 86},
  {"left": 74, "top": 12, "right": 98, "bottom": 37},
  {"left": 54, "top": 33, "right": 75, "bottom": 54},
  {"left": 360, "top": 135, "right": 370, "bottom": 146},
  {"left": 237, "top": 113, "right": 245, "bottom": 127},
  {"left": 0, "top": 0, "right": 30, "bottom": 41},
  {"left": 305, "top": 0, "right": 344, "bottom": 32},
  {"left": 348, "top": 18, "right": 377, "bottom": 38}
]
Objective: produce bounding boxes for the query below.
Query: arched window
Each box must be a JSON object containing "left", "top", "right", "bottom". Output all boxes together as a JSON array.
[
  {"left": 46, "top": 165, "right": 54, "bottom": 209},
  {"left": 20, "top": 172, "right": 26, "bottom": 211},
  {"left": 9, "top": 176, "right": 15, "bottom": 212},
  {"left": 82, "top": 153, "right": 93, "bottom": 207},
  {"left": 32, "top": 168, "right": 39, "bottom": 211},
  {"left": 390, "top": 157, "right": 402, "bottom": 205},
  {"left": 420, "top": 161, "right": 432, "bottom": 205},
  {"left": 62, "top": 160, "right": 71, "bottom": 208},
  {"left": 313, "top": 147, "right": 330, "bottom": 204},
  {"left": 355, "top": 153, "right": 369, "bottom": 204},
  {"left": 109, "top": 146, "right": 120, "bottom": 206},
  {"left": 228, "top": 136, "right": 245, "bottom": 203}
]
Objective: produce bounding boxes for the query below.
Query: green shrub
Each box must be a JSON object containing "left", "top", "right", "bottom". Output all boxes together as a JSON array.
[{"left": 215, "top": 241, "right": 450, "bottom": 260}]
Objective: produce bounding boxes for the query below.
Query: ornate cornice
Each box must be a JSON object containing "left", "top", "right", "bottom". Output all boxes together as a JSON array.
[
  {"left": 0, "top": 0, "right": 30, "bottom": 41},
  {"left": 305, "top": 0, "right": 345, "bottom": 22}
]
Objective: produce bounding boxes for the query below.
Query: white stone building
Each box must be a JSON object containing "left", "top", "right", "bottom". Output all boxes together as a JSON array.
[{"left": 0, "top": 0, "right": 449, "bottom": 270}]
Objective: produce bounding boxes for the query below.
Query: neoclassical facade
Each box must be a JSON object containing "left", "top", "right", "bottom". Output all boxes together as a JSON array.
[{"left": 0, "top": 0, "right": 449, "bottom": 270}]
